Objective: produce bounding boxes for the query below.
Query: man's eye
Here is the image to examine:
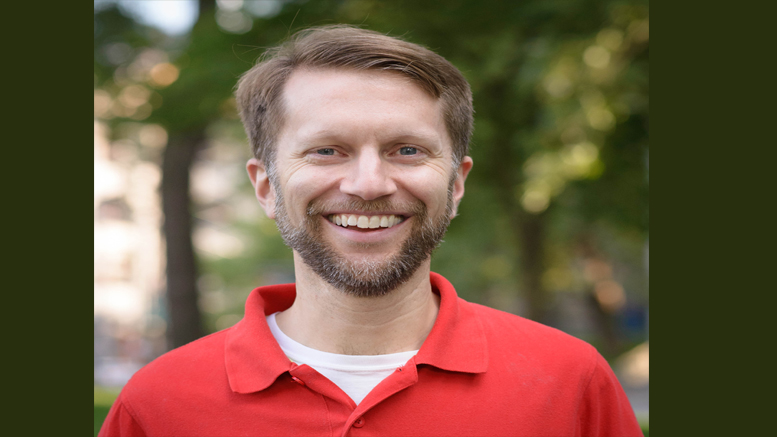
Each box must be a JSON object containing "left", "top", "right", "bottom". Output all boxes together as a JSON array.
[
  {"left": 316, "top": 148, "right": 335, "bottom": 156},
  {"left": 399, "top": 146, "right": 418, "bottom": 156}
]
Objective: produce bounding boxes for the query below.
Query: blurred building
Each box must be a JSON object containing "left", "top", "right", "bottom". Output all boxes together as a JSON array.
[{"left": 94, "top": 120, "right": 167, "bottom": 388}]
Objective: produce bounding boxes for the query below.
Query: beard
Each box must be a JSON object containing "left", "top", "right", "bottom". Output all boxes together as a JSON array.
[{"left": 272, "top": 181, "right": 455, "bottom": 298}]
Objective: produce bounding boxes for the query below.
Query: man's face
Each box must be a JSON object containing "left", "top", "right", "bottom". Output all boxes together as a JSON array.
[{"left": 248, "top": 68, "right": 472, "bottom": 296}]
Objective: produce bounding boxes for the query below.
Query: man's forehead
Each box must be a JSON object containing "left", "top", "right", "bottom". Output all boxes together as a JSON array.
[
  {"left": 280, "top": 67, "right": 441, "bottom": 115},
  {"left": 278, "top": 67, "right": 451, "bottom": 147}
]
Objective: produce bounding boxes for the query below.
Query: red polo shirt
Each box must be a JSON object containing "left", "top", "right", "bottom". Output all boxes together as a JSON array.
[{"left": 99, "top": 273, "right": 642, "bottom": 436}]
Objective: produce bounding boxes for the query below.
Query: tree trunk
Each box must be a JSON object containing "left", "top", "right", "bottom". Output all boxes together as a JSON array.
[
  {"left": 199, "top": 0, "right": 215, "bottom": 16},
  {"left": 519, "top": 211, "right": 548, "bottom": 323},
  {"left": 481, "top": 75, "right": 549, "bottom": 323},
  {"left": 161, "top": 130, "right": 205, "bottom": 349}
]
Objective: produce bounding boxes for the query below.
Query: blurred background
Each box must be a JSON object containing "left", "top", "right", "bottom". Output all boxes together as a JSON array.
[{"left": 94, "top": 0, "right": 648, "bottom": 432}]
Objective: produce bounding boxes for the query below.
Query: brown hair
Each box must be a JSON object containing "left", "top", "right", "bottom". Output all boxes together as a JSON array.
[{"left": 235, "top": 25, "right": 473, "bottom": 174}]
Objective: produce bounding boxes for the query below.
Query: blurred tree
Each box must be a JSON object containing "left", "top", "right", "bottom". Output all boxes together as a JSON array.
[{"left": 156, "top": 0, "right": 220, "bottom": 350}]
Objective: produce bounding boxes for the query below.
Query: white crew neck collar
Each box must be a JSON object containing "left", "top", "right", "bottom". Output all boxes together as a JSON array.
[{"left": 266, "top": 312, "right": 419, "bottom": 370}]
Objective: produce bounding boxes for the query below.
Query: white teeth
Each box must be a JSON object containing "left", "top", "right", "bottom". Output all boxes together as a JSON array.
[{"left": 327, "top": 214, "right": 405, "bottom": 229}]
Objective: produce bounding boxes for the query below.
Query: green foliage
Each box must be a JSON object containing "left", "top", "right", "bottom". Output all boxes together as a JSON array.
[
  {"left": 94, "top": 386, "right": 120, "bottom": 406},
  {"left": 94, "top": 387, "right": 119, "bottom": 436},
  {"left": 94, "top": 405, "right": 111, "bottom": 437}
]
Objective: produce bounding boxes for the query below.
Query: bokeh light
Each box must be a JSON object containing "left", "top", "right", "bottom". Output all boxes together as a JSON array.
[
  {"left": 149, "top": 62, "right": 179, "bottom": 87},
  {"left": 584, "top": 45, "right": 611, "bottom": 69}
]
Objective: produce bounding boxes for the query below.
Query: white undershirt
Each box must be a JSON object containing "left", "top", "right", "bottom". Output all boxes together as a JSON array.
[{"left": 267, "top": 312, "right": 418, "bottom": 405}]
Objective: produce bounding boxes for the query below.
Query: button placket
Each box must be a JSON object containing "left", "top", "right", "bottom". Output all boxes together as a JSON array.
[{"left": 352, "top": 417, "right": 365, "bottom": 428}]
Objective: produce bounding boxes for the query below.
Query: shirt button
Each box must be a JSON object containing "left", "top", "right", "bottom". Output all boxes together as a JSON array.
[{"left": 353, "top": 418, "right": 365, "bottom": 428}]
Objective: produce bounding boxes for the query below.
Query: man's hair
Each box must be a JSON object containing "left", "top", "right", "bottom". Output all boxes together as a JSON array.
[{"left": 235, "top": 25, "right": 473, "bottom": 174}]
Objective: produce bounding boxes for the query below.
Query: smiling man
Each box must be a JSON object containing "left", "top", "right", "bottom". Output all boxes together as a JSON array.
[{"left": 100, "top": 26, "right": 642, "bottom": 437}]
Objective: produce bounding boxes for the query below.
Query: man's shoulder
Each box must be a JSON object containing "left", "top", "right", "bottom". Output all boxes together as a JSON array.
[{"left": 121, "top": 328, "right": 232, "bottom": 400}]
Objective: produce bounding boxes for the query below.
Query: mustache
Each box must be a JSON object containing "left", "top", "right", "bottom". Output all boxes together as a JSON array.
[{"left": 306, "top": 198, "right": 426, "bottom": 217}]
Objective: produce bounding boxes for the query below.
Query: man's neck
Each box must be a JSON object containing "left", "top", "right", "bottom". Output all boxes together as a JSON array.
[{"left": 275, "top": 257, "right": 440, "bottom": 356}]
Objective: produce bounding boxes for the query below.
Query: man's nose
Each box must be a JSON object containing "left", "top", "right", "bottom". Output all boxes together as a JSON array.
[{"left": 339, "top": 151, "right": 397, "bottom": 200}]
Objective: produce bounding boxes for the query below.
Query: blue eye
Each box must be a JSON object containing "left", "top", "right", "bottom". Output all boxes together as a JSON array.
[
  {"left": 316, "top": 148, "right": 335, "bottom": 155},
  {"left": 399, "top": 146, "right": 418, "bottom": 155}
]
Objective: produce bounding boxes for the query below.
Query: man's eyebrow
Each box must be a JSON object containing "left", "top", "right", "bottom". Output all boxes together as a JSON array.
[
  {"left": 299, "top": 129, "right": 444, "bottom": 146},
  {"left": 386, "top": 130, "right": 444, "bottom": 146},
  {"left": 296, "top": 129, "right": 339, "bottom": 142}
]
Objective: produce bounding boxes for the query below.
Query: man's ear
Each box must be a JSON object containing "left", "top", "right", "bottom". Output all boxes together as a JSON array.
[
  {"left": 450, "top": 156, "right": 473, "bottom": 219},
  {"left": 246, "top": 158, "right": 277, "bottom": 219}
]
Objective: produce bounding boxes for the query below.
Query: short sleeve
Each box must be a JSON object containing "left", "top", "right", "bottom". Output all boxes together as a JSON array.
[{"left": 577, "top": 351, "right": 644, "bottom": 437}]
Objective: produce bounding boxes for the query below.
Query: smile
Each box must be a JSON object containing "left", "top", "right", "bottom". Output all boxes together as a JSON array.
[{"left": 327, "top": 214, "right": 406, "bottom": 229}]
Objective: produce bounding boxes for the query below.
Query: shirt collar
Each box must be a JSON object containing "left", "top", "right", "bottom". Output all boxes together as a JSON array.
[
  {"left": 415, "top": 272, "right": 488, "bottom": 374},
  {"left": 224, "top": 272, "right": 488, "bottom": 394},
  {"left": 224, "top": 283, "right": 296, "bottom": 394}
]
